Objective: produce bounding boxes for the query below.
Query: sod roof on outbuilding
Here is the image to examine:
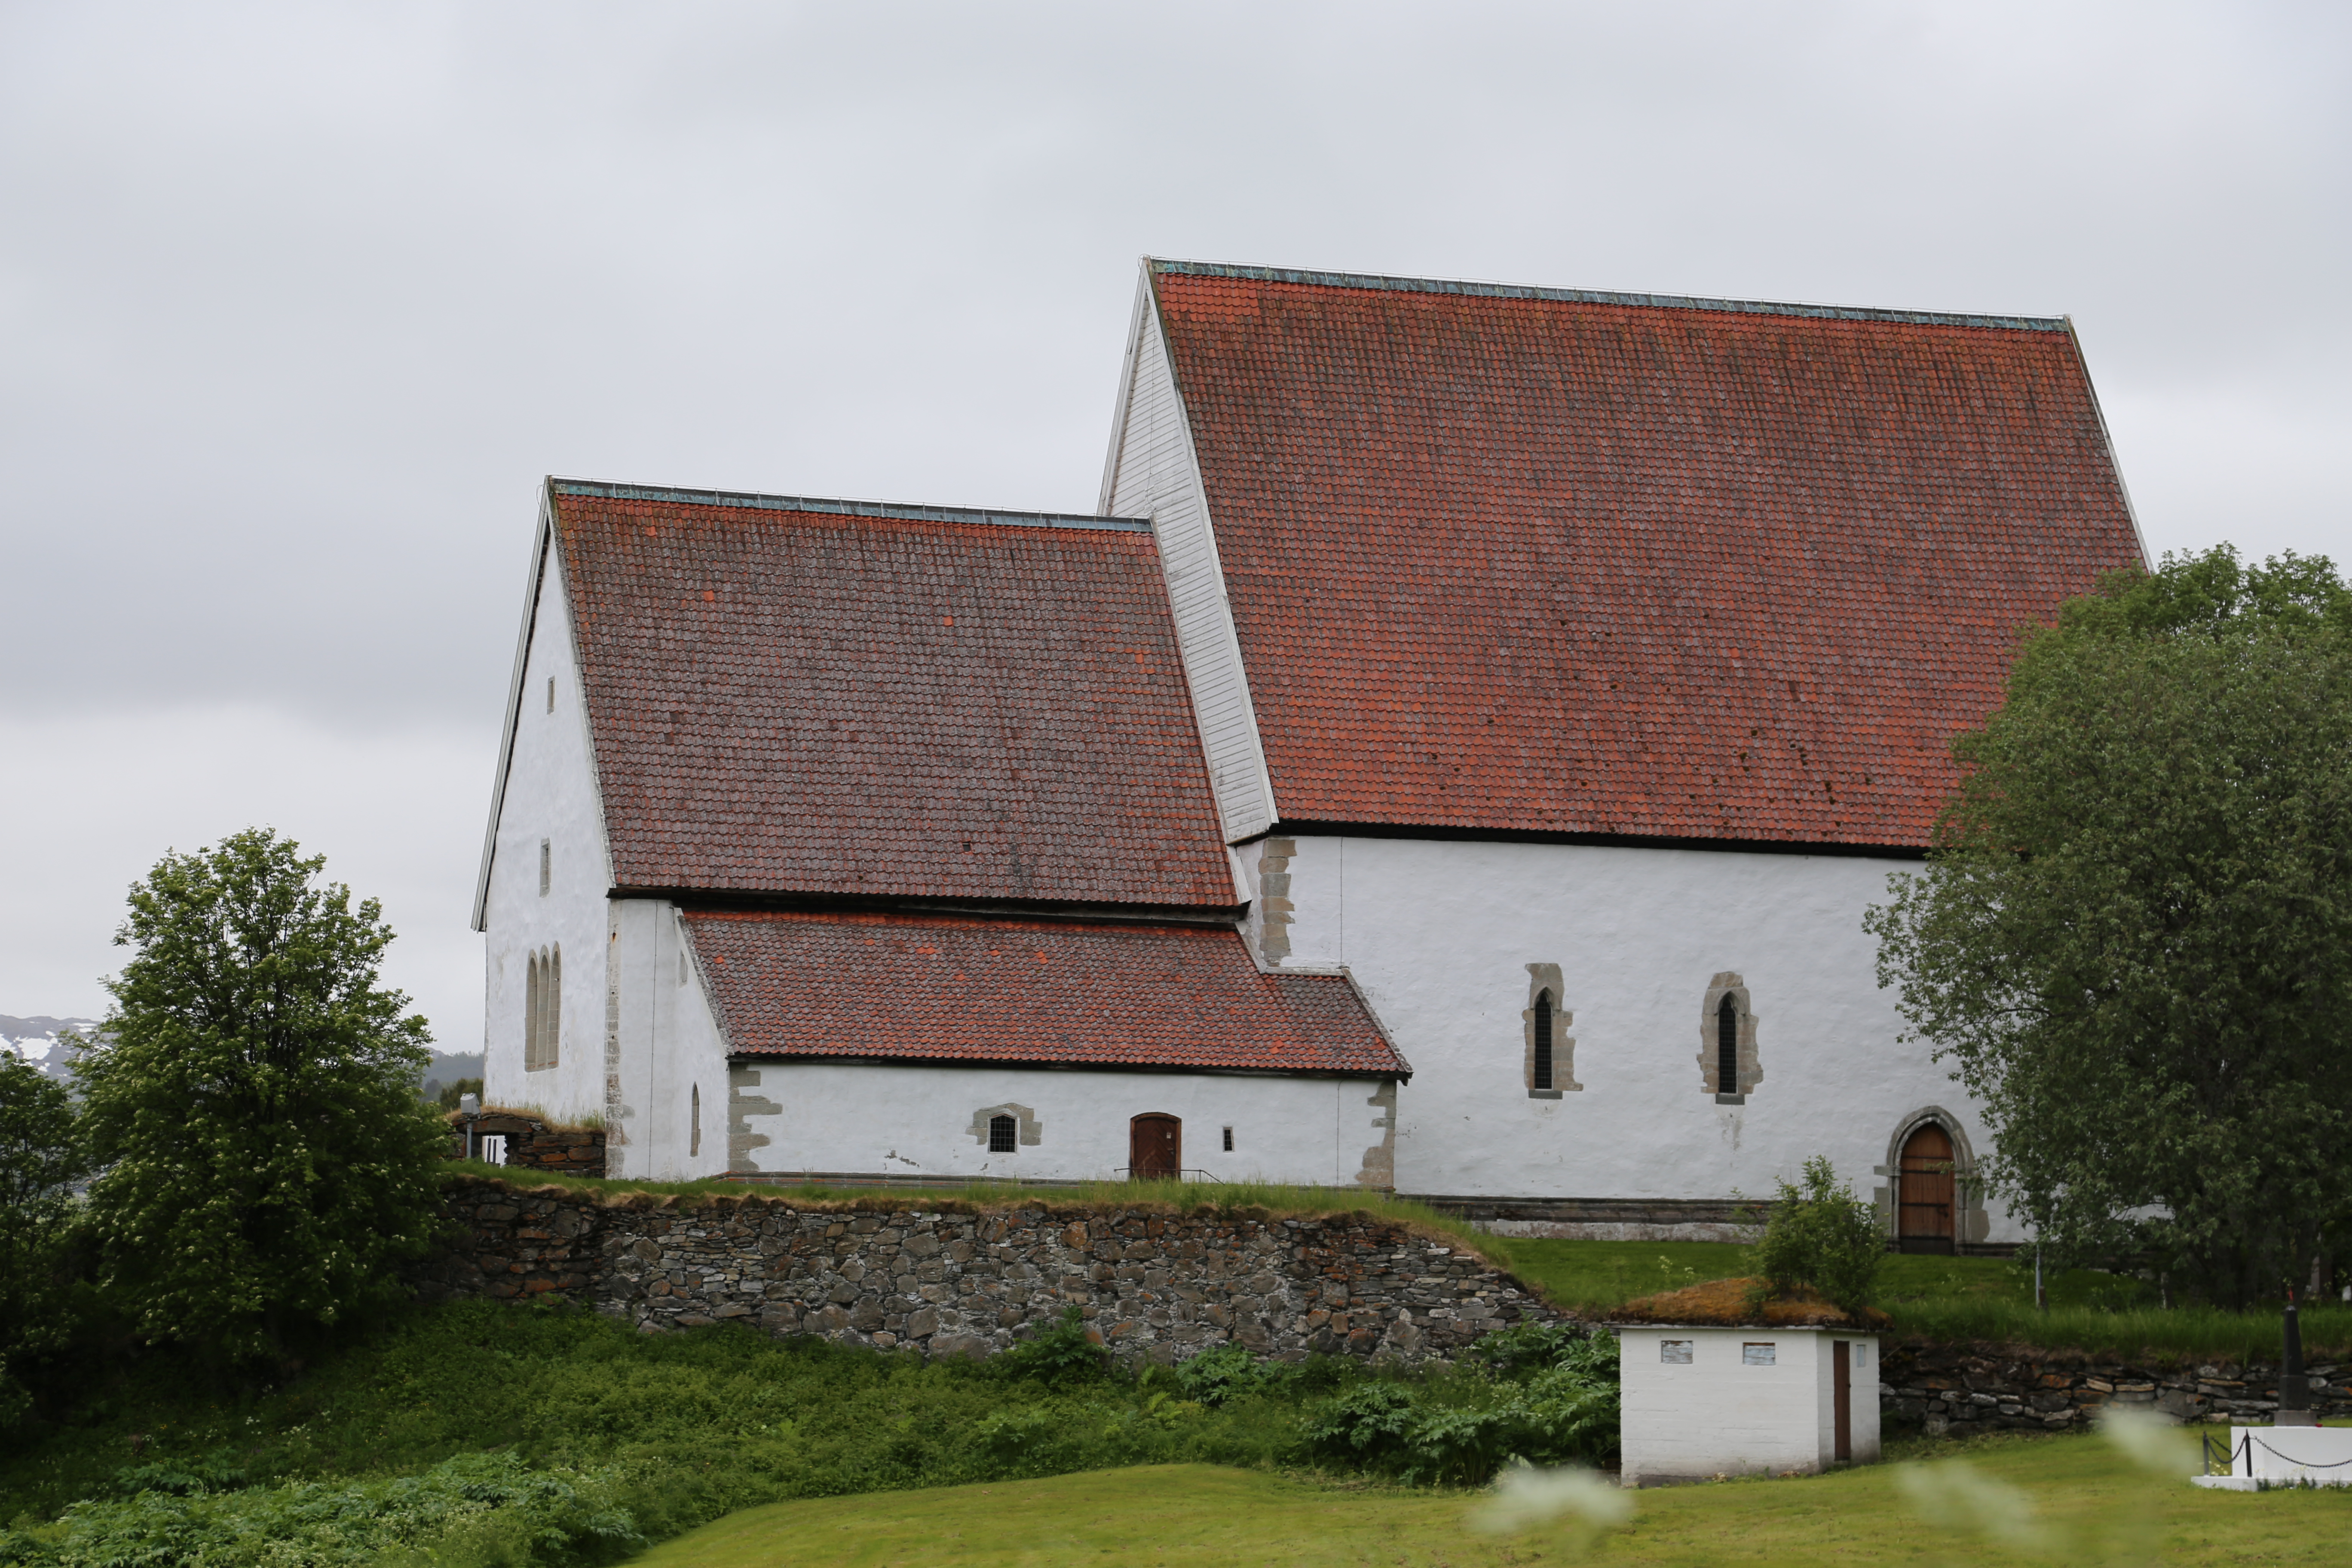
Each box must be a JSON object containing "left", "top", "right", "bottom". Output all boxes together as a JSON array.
[
  {"left": 1608, "top": 1277, "right": 1890, "bottom": 1330},
  {"left": 683, "top": 909, "right": 1409, "bottom": 1077},
  {"left": 549, "top": 483, "right": 1234, "bottom": 908},
  {"left": 1148, "top": 259, "right": 2147, "bottom": 850}
]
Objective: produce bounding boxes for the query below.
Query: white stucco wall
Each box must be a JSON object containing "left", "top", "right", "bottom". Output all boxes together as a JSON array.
[
  {"left": 1619, "top": 1326, "right": 1880, "bottom": 1484},
  {"left": 606, "top": 900, "right": 733, "bottom": 1182},
  {"left": 1261, "top": 834, "right": 2016, "bottom": 1238},
  {"left": 479, "top": 542, "right": 612, "bottom": 1128},
  {"left": 726, "top": 1061, "right": 1394, "bottom": 1187}
]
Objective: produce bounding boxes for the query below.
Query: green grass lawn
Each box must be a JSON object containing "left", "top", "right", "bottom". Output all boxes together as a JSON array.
[{"left": 629, "top": 1433, "right": 2352, "bottom": 1567}]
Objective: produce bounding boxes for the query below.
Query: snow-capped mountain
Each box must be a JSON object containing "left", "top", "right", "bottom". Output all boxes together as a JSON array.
[{"left": 1, "top": 1014, "right": 100, "bottom": 1082}]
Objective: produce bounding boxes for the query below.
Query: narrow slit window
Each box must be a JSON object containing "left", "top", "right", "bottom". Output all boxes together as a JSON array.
[
  {"left": 1532, "top": 990, "right": 1556, "bottom": 1090},
  {"left": 988, "top": 1114, "right": 1017, "bottom": 1153},
  {"left": 545, "top": 944, "right": 560, "bottom": 1069},
  {"left": 1717, "top": 992, "right": 1739, "bottom": 1094},
  {"left": 539, "top": 839, "right": 551, "bottom": 897},
  {"left": 545, "top": 675, "right": 554, "bottom": 714},
  {"left": 690, "top": 1083, "right": 701, "bottom": 1158},
  {"left": 524, "top": 950, "right": 542, "bottom": 1071},
  {"left": 1222, "top": 1126, "right": 1235, "bottom": 1152}
]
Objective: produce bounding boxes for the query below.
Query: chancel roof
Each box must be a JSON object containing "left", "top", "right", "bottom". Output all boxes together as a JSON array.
[
  {"left": 685, "top": 910, "right": 1408, "bottom": 1077},
  {"left": 550, "top": 482, "right": 1235, "bottom": 908},
  {"left": 1147, "top": 260, "right": 2147, "bottom": 849}
]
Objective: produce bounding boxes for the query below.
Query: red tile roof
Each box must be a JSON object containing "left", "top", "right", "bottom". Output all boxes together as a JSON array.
[
  {"left": 1149, "top": 261, "right": 2146, "bottom": 848},
  {"left": 684, "top": 910, "right": 1408, "bottom": 1076},
  {"left": 550, "top": 484, "right": 1234, "bottom": 906}
]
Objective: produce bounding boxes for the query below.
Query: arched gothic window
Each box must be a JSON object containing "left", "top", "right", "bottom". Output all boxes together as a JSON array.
[
  {"left": 989, "top": 1114, "right": 1018, "bottom": 1153},
  {"left": 1716, "top": 991, "right": 1739, "bottom": 1095},
  {"left": 525, "top": 944, "right": 560, "bottom": 1072},
  {"left": 1532, "top": 990, "right": 1556, "bottom": 1090}
]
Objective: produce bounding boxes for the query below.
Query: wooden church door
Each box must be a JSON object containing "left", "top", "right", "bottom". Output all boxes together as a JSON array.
[
  {"left": 1898, "top": 1123, "right": 1957, "bottom": 1254},
  {"left": 1130, "top": 1114, "right": 1180, "bottom": 1180}
]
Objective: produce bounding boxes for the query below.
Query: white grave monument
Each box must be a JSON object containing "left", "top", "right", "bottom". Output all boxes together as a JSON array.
[{"left": 1617, "top": 1324, "right": 1881, "bottom": 1485}]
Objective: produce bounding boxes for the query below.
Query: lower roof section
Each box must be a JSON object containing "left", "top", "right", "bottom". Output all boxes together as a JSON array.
[{"left": 683, "top": 910, "right": 1409, "bottom": 1078}]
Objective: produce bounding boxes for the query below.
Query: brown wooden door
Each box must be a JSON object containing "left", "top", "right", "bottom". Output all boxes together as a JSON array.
[
  {"left": 1833, "top": 1340, "right": 1853, "bottom": 1461},
  {"left": 1898, "top": 1123, "right": 1956, "bottom": 1254},
  {"left": 1130, "top": 1114, "right": 1180, "bottom": 1180}
]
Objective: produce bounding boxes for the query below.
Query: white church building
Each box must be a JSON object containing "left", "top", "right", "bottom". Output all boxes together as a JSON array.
[{"left": 475, "top": 259, "right": 2144, "bottom": 1250}]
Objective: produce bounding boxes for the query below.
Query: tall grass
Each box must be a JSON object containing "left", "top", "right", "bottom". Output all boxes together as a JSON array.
[{"left": 1881, "top": 1300, "right": 2352, "bottom": 1365}]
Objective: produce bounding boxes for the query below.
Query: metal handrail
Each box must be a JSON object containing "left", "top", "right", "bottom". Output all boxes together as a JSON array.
[{"left": 1113, "top": 1167, "right": 1225, "bottom": 1182}]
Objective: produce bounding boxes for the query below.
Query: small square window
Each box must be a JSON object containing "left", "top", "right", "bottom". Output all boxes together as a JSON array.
[
  {"left": 1743, "top": 1342, "right": 1776, "bottom": 1366},
  {"left": 988, "top": 1114, "right": 1017, "bottom": 1154},
  {"left": 1660, "top": 1339, "right": 1693, "bottom": 1364},
  {"left": 1222, "top": 1126, "right": 1235, "bottom": 1152}
]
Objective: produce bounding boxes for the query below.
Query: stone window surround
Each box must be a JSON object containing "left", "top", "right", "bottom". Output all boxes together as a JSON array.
[
  {"left": 1522, "top": 963, "right": 1581, "bottom": 1097},
  {"left": 967, "top": 1102, "right": 1043, "bottom": 1149},
  {"left": 1698, "top": 972, "right": 1762, "bottom": 1103}
]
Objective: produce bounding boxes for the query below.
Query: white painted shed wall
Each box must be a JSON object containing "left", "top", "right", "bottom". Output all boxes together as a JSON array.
[
  {"left": 480, "top": 545, "right": 613, "bottom": 1129},
  {"left": 1618, "top": 1327, "right": 1880, "bottom": 1484},
  {"left": 727, "top": 1061, "right": 1390, "bottom": 1187},
  {"left": 1102, "top": 270, "right": 1274, "bottom": 842},
  {"left": 1264, "top": 834, "right": 2016, "bottom": 1237}
]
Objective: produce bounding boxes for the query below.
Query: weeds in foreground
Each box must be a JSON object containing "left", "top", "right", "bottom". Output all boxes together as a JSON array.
[{"left": 0, "top": 1300, "right": 1614, "bottom": 1568}]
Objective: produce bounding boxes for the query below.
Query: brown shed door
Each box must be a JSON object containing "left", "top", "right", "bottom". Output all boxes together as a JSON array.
[
  {"left": 1130, "top": 1114, "right": 1180, "bottom": 1179},
  {"left": 1833, "top": 1340, "right": 1852, "bottom": 1461},
  {"left": 1898, "top": 1123, "right": 1956, "bottom": 1254}
]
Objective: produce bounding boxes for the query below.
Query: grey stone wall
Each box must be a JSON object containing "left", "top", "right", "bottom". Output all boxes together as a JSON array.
[
  {"left": 1880, "top": 1340, "right": 2352, "bottom": 1430},
  {"left": 426, "top": 1177, "right": 1566, "bottom": 1363}
]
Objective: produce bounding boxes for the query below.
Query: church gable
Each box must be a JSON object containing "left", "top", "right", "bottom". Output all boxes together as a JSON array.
[
  {"left": 548, "top": 481, "right": 1236, "bottom": 909},
  {"left": 1142, "top": 260, "right": 2146, "bottom": 849}
]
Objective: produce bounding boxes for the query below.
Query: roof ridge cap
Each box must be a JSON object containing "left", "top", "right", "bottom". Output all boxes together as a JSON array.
[
  {"left": 1148, "top": 257, "right": 2068, "bottom": 332},
  {"left": 551, "top": 478, "right": 1150, "bottom": 533}
]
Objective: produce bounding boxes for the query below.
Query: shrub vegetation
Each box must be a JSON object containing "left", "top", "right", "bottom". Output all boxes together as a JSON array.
[
  {"left": 0, "top": 1297, "right": 1616, "bottom": 1568},
  {"left": 73, "top": 829, "right": 450, "bottom": 1374},
  {"left": 1868, "top": 547, "right": 2352, "bottom": 1306}
]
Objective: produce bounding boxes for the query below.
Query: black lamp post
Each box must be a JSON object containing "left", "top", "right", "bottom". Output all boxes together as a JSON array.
[{"left": 2279, "top": 1284, "right": 2318, "bottom": 1427}]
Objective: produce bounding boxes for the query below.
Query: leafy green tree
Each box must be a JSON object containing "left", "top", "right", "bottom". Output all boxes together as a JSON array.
[
  {"left": 1750, "top": 1156, "right": 1884, "bottom": 1314},
  {"left": 1867, "top": 548, "right": 2352, "bottom": 1308},
  {"left": 74, "top": 829, "right": 448, "bottom": 1369},
  {"left": 0, "top": 1050, "right": 89, "bottom": 1429}
]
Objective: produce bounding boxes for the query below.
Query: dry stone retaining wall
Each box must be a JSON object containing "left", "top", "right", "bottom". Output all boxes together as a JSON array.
[
  {"left": 426, "top": 1177, "right": 1568, "bottom": 1363},
  {"left": 1880, "top": 1340, "right": 2352, "bottom": 1432}
]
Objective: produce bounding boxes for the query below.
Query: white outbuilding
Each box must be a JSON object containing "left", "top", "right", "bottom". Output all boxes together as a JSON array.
[{"left": 1617, "top": 1323, "right": 1881, "bottom": 1485}]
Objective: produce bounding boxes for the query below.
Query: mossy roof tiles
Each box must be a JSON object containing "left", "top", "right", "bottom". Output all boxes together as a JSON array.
[
  {"left": 551, "top": 487, "right": 1233, "bottom": 906},
  {"left": 685, "top": 910, "right": 1407, "bottom": 1076},
  {"left": 1149, "top": 260, "right": 2146, "bottom": 848}
]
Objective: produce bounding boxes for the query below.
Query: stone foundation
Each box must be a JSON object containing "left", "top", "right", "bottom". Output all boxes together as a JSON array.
[
  {"left": 1879, "top": 1341, "right": 2352, "bottom": 1432},
  {"left": 426, "top": 1177, "right": 1567, "bottom": 1363}
]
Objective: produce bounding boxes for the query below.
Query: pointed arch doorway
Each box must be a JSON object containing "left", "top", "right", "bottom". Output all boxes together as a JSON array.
[{"left": 1897, "top": 1122, "right": 1957, "bottom": 1254}]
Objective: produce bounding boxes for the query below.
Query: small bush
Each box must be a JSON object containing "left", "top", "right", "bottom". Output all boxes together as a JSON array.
[
  {"left": 1170, "top": 1344, "right": 1296, "bottom": 1406},
  {"left": 1752, "top": 1156, "right": 1884, "bottom": 1314},
  {"left": 1300, "top": 1331, "right": 1619, "bottom": 1483},
  {"left": 989, "top": 1307, "right": 1108, "bottom": 1387}
]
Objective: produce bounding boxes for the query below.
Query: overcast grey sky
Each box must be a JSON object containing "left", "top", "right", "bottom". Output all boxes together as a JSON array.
[{"left": 3, "top": 0, "right": 2344, "bottom": 1049}]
